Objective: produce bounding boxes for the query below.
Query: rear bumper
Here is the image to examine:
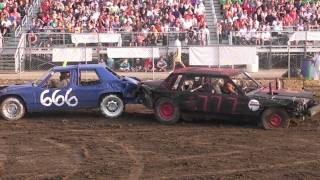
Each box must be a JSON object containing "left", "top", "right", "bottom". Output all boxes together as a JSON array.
[{"left": 308, "top": 104, "right": 320, "bottom": 117}]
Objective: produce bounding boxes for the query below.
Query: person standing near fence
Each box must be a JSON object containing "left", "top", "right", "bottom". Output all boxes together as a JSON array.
[{"left": 172, "top": 35, "right": 185, "bottom": 71}]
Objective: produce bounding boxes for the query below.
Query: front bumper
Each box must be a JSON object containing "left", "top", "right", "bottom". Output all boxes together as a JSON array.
[{"left": 308, "top": 104, "right": 320, "bottom": 117}]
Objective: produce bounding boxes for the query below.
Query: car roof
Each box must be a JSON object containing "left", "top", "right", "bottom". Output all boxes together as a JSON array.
[
  {"left": 52, "top": 64, "right": 106, "bottom": 71},
  {"left": 173, "top": 67, "right": 242, "bottom": 76}
]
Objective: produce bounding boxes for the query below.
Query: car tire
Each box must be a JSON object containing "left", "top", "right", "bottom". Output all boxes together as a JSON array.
[
  {"left": 260, "top": 108, "right": 290, "bottom": 130},
  {"left": 0, "top": 97, "right": 26, "bottom": 121},
  {"left": 154, "top": 97, "right": 180, "bottom": 125},
  {"left": 100, "top": 94, "right": 124, "bottom": 119}
]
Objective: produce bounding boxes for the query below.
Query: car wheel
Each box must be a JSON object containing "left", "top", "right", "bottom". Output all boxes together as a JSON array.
[
  {"left": 155, "top": 98, "right": 180, "bottom": 125},
  {"left": 0, "top": 97, "right": 26, "bottom": 121},
  {"left": 260, "top": 108, "right": 290, "bottom": 130},
  {"left": 100, "top": 94, "right": 124, "bottom": 118}
]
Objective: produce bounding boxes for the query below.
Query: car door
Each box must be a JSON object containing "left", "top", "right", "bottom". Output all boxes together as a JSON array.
[
  {"left": 177, "top": 75, "right": 212, "bottom": 113},
  {"left": 33, "top": 69, "right": 76, "bottom": 111},
  {"left": 71, "top": 68, "right": 105, "bottom": 108},
  {"left": 218, "top": 78, "right": 251, "bottom": 115}
]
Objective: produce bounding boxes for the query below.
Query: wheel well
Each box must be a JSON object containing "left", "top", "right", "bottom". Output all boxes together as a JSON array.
[
  {"left": 153, "top": 96, "right": 171, "bottom": 108},
  {"left": 260, "top": 107, "right": 288, "bottom": 116},
  {"left": 0, "top": 95, "right": 28, "bottom": 112},
  {"left": 98, "top": 92, "right": 123, "bottom": 105}
]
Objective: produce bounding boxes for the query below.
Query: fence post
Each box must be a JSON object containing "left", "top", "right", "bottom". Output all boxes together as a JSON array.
[
  {"left": 98, "top": 33, "right": 101, "bottom": 60},
  {"left": 304, "top": 31, "right": 307, "bottom": 59},
  {"left": 268, "top": 41, "right": 272, "bottom": 69},
  {"left": 85, "top": 43, "right": 87, "bottom": 65},
  {"left": 18, "top": 47, "right": 21, "bottom": 79},
  {"left": 288, "top": 45, "right": 291, "bottom": 79},
  {"left": 229, "top": 32, "right": 233, "bottom": 45},
  {"left": 217, "top": 45, "right": 219, "bottom": 68},
  {"left": 63, "top": 33, "right": 65, "bottom": 46},
  {"left": 152, "top": 47, "right": 155, "bottom": 80}
]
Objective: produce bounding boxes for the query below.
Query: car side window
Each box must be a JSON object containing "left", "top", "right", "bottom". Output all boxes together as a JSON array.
[
  {"left": 79, "top": 70, "right": 101, "bottom": 86},
  {"left": 44, "top": 71, "right": 71, "bottom": 89},
  {"left": 179, "top": 75, "right": 199, "bottom": 92},
  {"left": 221, "top": 78, "right": 239, "bottom": 96},
  {"left": 201, "top": 77, "right": 223, "bottom": 94}
]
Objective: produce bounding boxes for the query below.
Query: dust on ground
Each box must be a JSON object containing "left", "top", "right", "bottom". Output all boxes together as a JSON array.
[
  {"left": 0, "top": 75, "right": 320, "bottom": 179},
  {"left": 0, "top": 104, "right": 319, "bottom": 179}
]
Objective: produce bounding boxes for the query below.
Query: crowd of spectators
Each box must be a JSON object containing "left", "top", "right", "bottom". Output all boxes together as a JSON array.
[
  {"left": 0, "top": 0, "right": 30, "bottom": 37},
  {"left": 29, "top": 0, "right": 210, "bottom": 46},
  {"left": 218, "top": 0, "right": 320, "bottom": 45},
  {"left": 102, "top": 56, "right": 168, "bottom": 72}
]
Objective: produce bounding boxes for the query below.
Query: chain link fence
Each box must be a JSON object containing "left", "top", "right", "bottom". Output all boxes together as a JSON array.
[{"left": 1, "top": 31, "right": 320, "bottom": 81}]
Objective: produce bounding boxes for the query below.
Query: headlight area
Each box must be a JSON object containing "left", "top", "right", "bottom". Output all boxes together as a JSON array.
[{"left": 293, "top": 99, "right": 310, "bottom": 117}]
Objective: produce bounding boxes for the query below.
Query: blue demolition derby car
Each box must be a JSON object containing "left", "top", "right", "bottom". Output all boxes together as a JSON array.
[{"left": 0, "top": 64, "right": 139, "bottom": 121}]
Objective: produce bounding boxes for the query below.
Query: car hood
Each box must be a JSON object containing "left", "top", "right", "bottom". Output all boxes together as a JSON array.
[
  {"left": 0, "top": 83, "right": 33, "bottom": 92},
  {"left": 251, "top": 88, "right": 314, "bottom": 99},
  {"left": 123, "top": 76, "right": 140, "bottom": 85},
  {"left": 141, "top": 80, "right": 164, "bottom": 89}
]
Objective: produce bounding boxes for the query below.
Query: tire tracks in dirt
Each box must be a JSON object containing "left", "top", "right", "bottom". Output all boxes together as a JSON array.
[
  {"left": 104, "top": 138, "right": 144, "bottom": 180},
  {"left": 160, "top": 159, "right": 320, "bottom": 179}
]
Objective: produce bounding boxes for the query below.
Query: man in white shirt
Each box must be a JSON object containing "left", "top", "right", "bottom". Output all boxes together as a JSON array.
[{"left": 173, "top": 35, "right": 185, "bottom": 71}]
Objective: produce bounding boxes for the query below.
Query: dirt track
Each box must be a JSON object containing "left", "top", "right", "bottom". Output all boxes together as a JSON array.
[{"left": 0, "top": 104, "right": 319, "bottom": 180}]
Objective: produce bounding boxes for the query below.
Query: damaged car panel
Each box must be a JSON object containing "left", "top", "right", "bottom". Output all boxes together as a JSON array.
[
  {"left": 138, "top": 67, "right": 320, "bottom": 129},
  {"left": 0, "top": 64, "right": 139, "bottom": 121}
]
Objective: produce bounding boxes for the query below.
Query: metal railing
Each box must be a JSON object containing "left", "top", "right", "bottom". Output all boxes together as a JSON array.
[
  {"left": 14, "top": 0, "right": 41, "bottom": 37},
  {"left": 209, "top": 0, "right": 219, "bottom": 44},
  {"left": 15, "top": 34, "right": 26, "bottom": 73},
  {"left": 24, "top": 30, "right": 320, "bottom": 49},
  {"left": 14, "top": 5, "right": 32, "bottom": 37},
  {"left": 26, "top": 31, "right": 210, "bottom": 48},
  {"left": 228, "top": 30, "right": 320, "bottom": 46}
]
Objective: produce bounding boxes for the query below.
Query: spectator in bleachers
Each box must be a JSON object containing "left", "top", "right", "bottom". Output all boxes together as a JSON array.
[
  {"left": 132, "top": 58, "right": 143, "bottom": 72},
  {"left": 220, "top": 0, "right": 320, "bottom": 45},
  {"left": 119, "top": 59, "right": 130, "bottom": 72},
  {"left": 144, "top": 58, "right": 154, "bottom": 72},
  {"left": 157, "top": 56, "right": 168, "bottom": 72},
  {"left": 0, "top": 0, "right": 29, "bottom": 36},
  {"left": 32, "top": 0, "right": 206, "bottom": 46},
  {"left": 1, "top": 15, "right": 12, "bottom": 36},
  {"left": 27, "top": 29, "right": 38, "bottom": 47}
]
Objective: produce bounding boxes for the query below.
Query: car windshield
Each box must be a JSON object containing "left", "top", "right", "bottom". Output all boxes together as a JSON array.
[
  {"left": 230, "top": 72, "right": 261, "bottom": 93},
  {"left": 33, "top": 70, "right": 53, "bottom": 86}
]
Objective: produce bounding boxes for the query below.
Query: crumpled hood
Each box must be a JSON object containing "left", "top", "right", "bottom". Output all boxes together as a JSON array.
[
  {"left": 253, "top": 88, "right": 314, "bottom": 99},
  {"left": 123, "top": 76, "right": 140, "bottom": 85},
  {"left": 141, "top": 80, "right": 164, "bottom": 89}
]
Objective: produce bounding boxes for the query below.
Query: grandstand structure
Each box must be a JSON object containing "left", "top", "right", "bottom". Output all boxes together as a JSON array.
[{"left": 0, "top": 0, "right": 319, "bottom": 74}]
